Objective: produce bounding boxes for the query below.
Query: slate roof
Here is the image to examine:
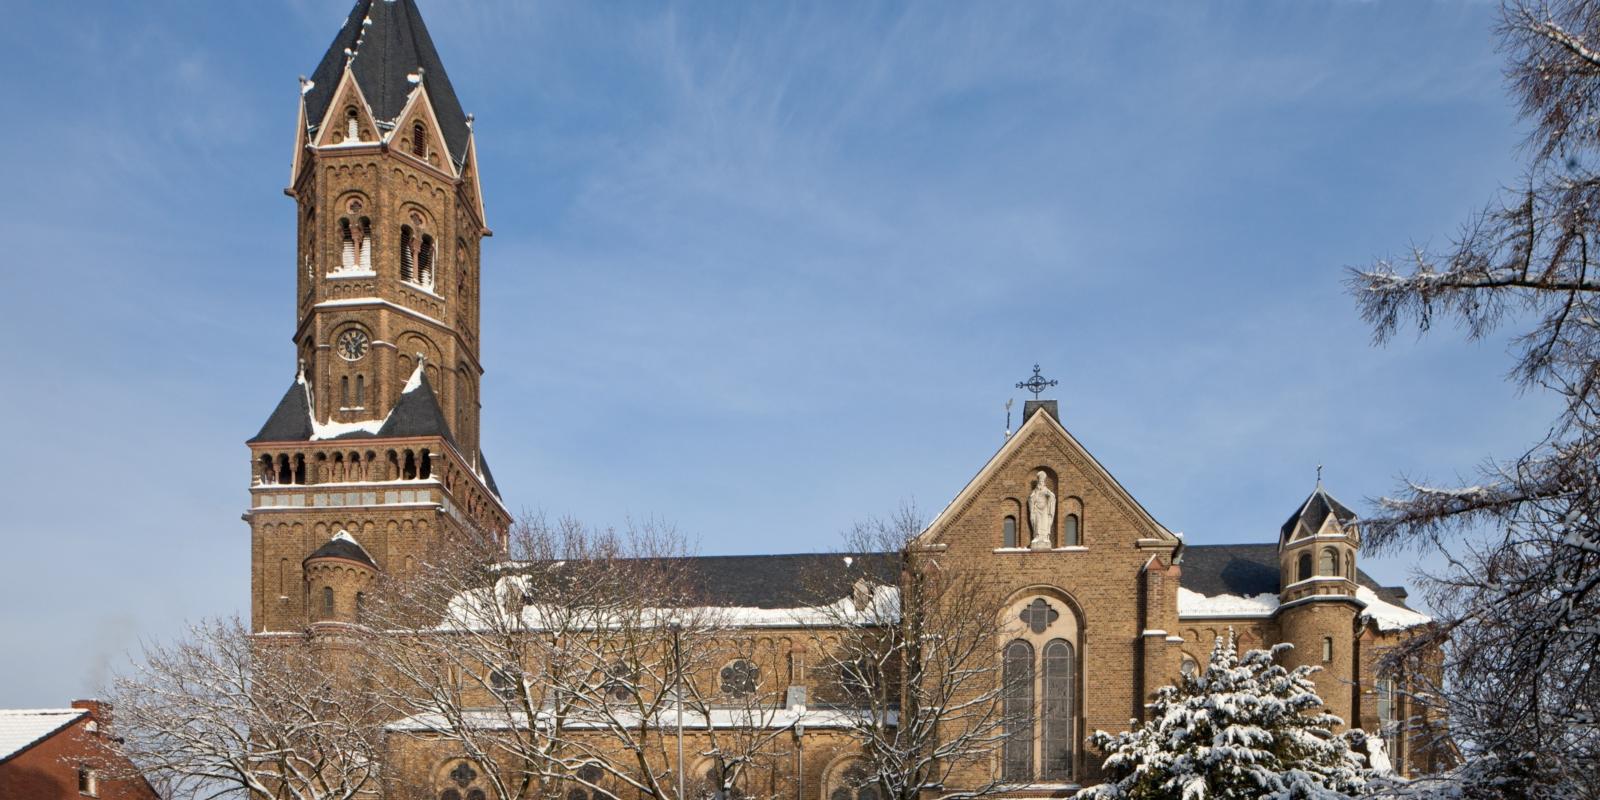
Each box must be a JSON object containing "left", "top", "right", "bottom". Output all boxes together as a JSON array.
[
  {"left": 1180, "top": 543, "right": 1412, "bottom": 608},
  {"left": 1280, "top": 485, "right": 1358, "bottom": 543},
  {"left": 563, "top": 552, "right": 902, "bottom": 610},
  {"left": 249, "top": 381, "right": 314, "bottom": 443},
  {"left": 377, "top": 371, "right": 455, "bottom": 443},
  {"left": 621, "top": 545, "right": 1413, "bottom": 612},
  {"left": 303, "top": 0, "right": 472, "bottom": 166},
  {"left": 478, "top": 451, "right": 501, "bottom": 497},
  {"left": 306, "top": 533, "right": 377, "bottom": 568},
  {"left": 249, "top": 371, "right": 455, "bottom": 444},
  {"left": 0, "top": 708, "right": 85, "bottom": 764}
]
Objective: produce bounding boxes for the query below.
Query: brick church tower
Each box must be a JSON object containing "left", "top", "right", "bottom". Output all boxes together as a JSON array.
[{"left": 245, "top": 0, "right": 510, "bottom": 633}]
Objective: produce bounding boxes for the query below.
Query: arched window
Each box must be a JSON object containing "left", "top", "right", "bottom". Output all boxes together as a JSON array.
[
  {"left": 355, "top": 591, "right": 366, "bottom": 621},
  {"left": 1320, "top": 547, "right": 1338, "bottom": 576},
  {"left": 419, "top": 234, "right": 436, "bottom": 287},
  {"left": 340, "top": 375, "right": 350, "bottom": 407},
  {"left": 322, "top": 586, "right": 334, "bottom": 617},
  {"left": 1297, "top": 553, "right": 1312, "bottom": 582},
  {"left": 355, "top": 374, "right": 365, "bottom": 407},
  {"left": 1002, "top": 515, "right": 1018, "bottom": 548},
  {"left": 1180, "top": 655, "right": 1198, "bottom": 679},
  {"left": 719, "top": 659, "right": 759, "bottom": 697},
  {"left": 358, "top": 218, "right": 373, "bottom": 271},
  {"left": 566, "top": 764, "right": 606, "bottom": 800},
  {"left": 1041, "top": 639, "right": 1075, "bottom": 780},
  {"left": 1322, "top": 636, "right": 1333, "bottom": 663},
  {"left": 489, "top": 667, "right": 520, "bottom": 702},
  {"left": 695, "top": 762, "right": 749, "bottom": 800},
  {"left": 345, "top": 107, "right": 360, "bottom": 141},
  {"left": 339, "top": 218, "right": 356, "bottom": 270},
  {"left": 1002, "top": 639, "right": 1034, "bottom": 781},
  {"left": 829, "top": 763, "right": 879, "bottom": 800},
  {"left": 1061, "top": 513, "right": 1080, "bottom": 547},
  {"left": 1345, "top": 552, "right": 1354, "bottom": 580},
  {"left": 412, "top": 121, "right": 427, "bottom": 157},
  {"left": 400, "top": 225, "right": 416, "bottom": 282}
]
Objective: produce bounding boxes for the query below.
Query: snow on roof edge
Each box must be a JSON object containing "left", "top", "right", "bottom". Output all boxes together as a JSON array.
[{"left": 0, "top": 708, "right": 87, "bottom": 762}]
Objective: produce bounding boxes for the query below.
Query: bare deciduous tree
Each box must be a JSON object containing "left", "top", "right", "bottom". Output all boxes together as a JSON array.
[
  {"left": 801, "top": 506, "right": 1018, "bottom": 800},
  {"left": 1347, "top": 2, "right": 1600, "bottom": 795},
  {"left": 363, "top": 514, "right": 795, "bottom": 800},
  {"left": 103, "top": 616, "right": 382, "bottom": 800}
]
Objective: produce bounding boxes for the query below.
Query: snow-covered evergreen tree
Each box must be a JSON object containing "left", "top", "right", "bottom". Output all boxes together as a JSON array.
[{"left": 1077, "top": 631, "right": 1371, "bottom": 800}]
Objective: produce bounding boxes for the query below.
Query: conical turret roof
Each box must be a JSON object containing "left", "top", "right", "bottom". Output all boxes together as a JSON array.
[
  {"left": 303, "top": 0, "right": 472, "bottom": 165},
  {"left": 305, "top": 530, "right": 377, "bottom": 568},
  {"left": 1279, "top": 483, "right": 1357, "bottom": 545}
]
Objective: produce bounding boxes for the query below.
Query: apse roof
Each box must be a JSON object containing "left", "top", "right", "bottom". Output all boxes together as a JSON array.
[{"left": 306, "top": 531, "right": 377, "bottom": 568}]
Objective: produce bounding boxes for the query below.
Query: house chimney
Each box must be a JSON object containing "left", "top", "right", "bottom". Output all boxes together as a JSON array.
[{"left": 71, "top": 699, "right": 110, "bottom": 728}]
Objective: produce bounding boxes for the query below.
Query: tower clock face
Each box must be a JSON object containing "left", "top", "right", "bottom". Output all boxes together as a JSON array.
[{"left": 336, "top": 330, "right": 370, "bottom": 361}]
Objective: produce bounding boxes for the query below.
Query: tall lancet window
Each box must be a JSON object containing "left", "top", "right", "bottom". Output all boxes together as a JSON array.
[
  {"left": 1004, "top": 595, "right": 1080, "bottom": 782},
  {"left": 412, "top": 121, "right": 427, "bottom": 157},
  {"left": 1002, "top": 640, "right": 1034, "bottom": 781},
  {"left": 345, "top": 107, "right": 360, "bottom": 142},
  {"left": 1042, "top": 639, "right": 1075, "bottom": 780}
]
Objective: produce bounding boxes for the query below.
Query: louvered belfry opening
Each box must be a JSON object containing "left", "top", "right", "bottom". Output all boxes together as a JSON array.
[
  {"left": 358, "top": 218, "right": 373, "bottom": 270},
  {"left": 339, "top": 218, "right": 355, "bottom": 270},
  {"left": 400, "top": 225, "right": 416, "bottom": 282},
  {"left": 419, "top": 234, "right": 435, "bottom": 287},
  {"left": 412, "top": 121, "right": 426, "bottom": 157}
]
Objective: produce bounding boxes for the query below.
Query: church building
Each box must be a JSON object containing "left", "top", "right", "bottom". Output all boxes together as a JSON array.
[{"left": 244, "top": 2, "right": 1440, "bottom": 797}]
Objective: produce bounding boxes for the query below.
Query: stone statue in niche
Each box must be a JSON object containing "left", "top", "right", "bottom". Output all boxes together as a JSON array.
[{"left": 1028, "top": 469, "right": 1056, "bottom": 549}]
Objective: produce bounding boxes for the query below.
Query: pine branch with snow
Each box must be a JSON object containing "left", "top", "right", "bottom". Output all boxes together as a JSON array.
[
  {"left": 1342, "top": 3, "right": 1600, "bottom": 792},
  {"left": 1076, "top": 632, "right": 1372, "bottom": 800}
]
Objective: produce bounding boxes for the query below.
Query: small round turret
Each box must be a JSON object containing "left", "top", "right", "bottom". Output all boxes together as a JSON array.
[
  {"left": 303, "top": 530, "right": 377, "bottom": 624},
  {"left": 1278, "top": 480, "right": 1360, "bottom": 603},
  {"left": 1276, "top": 480, "right": 1363, "bottom": 728}
]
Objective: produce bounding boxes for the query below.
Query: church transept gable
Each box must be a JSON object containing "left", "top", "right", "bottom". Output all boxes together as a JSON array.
[{"left": 918, "top": 405, "right": 1180, "bottom": 559}]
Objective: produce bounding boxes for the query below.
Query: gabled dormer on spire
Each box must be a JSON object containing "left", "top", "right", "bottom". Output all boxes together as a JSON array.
[
  {"left": 1278, "top": 479, "right": 1361, "bottom": 604},
  {"left": 300, "top": 0, "right": 472, "bottom": 171}
]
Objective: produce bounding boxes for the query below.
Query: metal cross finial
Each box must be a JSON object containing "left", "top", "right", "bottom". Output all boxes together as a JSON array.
[
  {"left": 1316, "top": 464, "right": 1324, "bottom": 485},
  {"left": 1016, "top": 364, "right": 1058, "bottom": 398}
]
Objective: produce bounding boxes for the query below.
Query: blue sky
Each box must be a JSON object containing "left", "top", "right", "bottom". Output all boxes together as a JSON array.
[{"left": 0, "top": 0, "right": 1555, "bottom": 706}]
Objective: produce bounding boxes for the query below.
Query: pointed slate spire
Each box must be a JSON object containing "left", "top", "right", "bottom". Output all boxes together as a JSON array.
[
  {"left": 302, "top": 0, "right": 472, "bottom": 165},
  {"left": 249, "top": 373, "right": 315, "bottom": 443},
  {"left": 378, "top": 367, "right": 456, "bottom": 443},
  {"left": 1278, "top": 481, "right": 1358, "bottom": 546}
]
